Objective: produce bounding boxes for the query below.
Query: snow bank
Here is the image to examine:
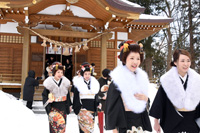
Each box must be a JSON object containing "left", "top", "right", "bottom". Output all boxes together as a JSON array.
[{"left": 0, "top": 91, "right": 41, "bottom": 133}]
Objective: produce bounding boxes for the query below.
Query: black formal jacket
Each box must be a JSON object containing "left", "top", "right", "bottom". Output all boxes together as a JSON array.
[
  {"left": 150, "top": 67, "right": 200, "bottom": 133},
  {"left": 105, "top": 82, "right": 152, "bottom": 131}
]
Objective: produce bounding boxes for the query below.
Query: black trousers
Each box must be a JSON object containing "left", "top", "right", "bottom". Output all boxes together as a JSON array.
[{"left": 26, "top": 101, "right": 33, "bottom": 109}]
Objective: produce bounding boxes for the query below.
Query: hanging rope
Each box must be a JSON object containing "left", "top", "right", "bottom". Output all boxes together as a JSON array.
[{"left": 24, "top": 27, "right": 112, "bottom": 51}]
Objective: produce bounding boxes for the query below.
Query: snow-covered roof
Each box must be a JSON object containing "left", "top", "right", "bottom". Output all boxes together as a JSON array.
[
  {"left": 139, "top": 14, "right": 172, "bottom": 20},
  {"left": 105, "top": 0, "right": 145, "bottom": 13},
  {"left": 120, "top": 0, "right": 142, "bottom": 7}
]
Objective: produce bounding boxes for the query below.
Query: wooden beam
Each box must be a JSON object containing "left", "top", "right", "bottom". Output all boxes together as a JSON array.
[
  {"left": 100, "top": 33, "right": 113, "bottom": 75},
  {"left": 6, "top": 0, "right": 43, "bottom": 8},
  {"left": 20, "top": 28, "right": 30, "bottom": 99},
  {"left": 109, "top": 21, "right": 124, "bottom": 28},
  {"left": 30, "top": 14, "right": 104, "bottom": 27},
  {"left": 0, "top": 2, "right": 10, "bottom": 8},
  {"left": 4, "top": 13, "right": 24, "bottom": 21},
  {"left": 100, "top": 34, "right": 107, "bottom": 76},
  {"left": 0, "top": 19, "right": 14, "bottom": 24},
  {"left": 0, "top": 8, "right": 5, "bottom": 18},
  {"left": 17, "top": 27, "right": 100, "bottom": 38}
]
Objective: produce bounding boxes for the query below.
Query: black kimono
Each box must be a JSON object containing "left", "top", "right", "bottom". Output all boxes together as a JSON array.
[
  {"left": 150, "top": 67, "right": 200, "bottom": 133},
  {"left": 72, "top": 76, "right": 100, "bottom": 133},
  {"left": 42, "top": 76, "right": 71, "bottom": 133},
  {"left": 98, "top": 77, "right": 109, "bottom": 112},
  {"left": 105, "top": 82, "right": 152, "bottom": 132},
  {"left": 105, "top": 66, "right": 152, "bottom": 133}
]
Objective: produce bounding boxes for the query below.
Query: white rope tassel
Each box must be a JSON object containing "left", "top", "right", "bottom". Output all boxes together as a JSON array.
[
  {"left": 53, "top": 45, "right": 58, "bottom": 52},
  {"left": 41, "top": 40, "right": 47, "bottom": 47},
  {"left": 63, "top": 47, "right": 70, "bottom": 56},
  {"left": 83, "top": 41, "right": 89, "bottom": 51},
  {"left": 75, "top": 45, "right": 80, "bottom": 52}
]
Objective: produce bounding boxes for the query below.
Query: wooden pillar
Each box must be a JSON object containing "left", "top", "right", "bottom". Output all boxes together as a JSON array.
[
  {"left": 100, "top": 33, "right": 113, "bottom": 76},
  {"left": 20, "top": 28, "right": 30, "bottom": 99},
  {"left": 114, "top": 31, "right": 118, "bottom": 67},
  {"left": 100, "top": 34, "right": 107, "bottom": 76}
]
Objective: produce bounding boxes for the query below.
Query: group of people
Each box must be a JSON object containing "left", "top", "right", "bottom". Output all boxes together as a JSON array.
[{"left": 23, "top": 39, "right": 200, "bottom": 133}]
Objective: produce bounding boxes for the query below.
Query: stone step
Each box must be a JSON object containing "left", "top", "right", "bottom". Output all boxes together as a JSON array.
[
  {"left": 35, "top": 89, "right": 44, "bottom": 93},
  {"left": 34, "top": 95, "right": 42, "bottom": 101},
  {"left": 32, "top": 101, "right": 46, "bottom": 114},
  {"left": 34, "top": 92, "right": 42, "bottom": 96}
]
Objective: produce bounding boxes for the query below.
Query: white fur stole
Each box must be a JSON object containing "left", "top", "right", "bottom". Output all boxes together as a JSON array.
[
  {"left": 73, "top": 76, "right": 99, "bottom": 95},
  {"left": 160, "top": 67, "right": 200, "bottom": 110},
  {"left": 43, "top": 76, "right": 70, "bottom": 97},
  {"left": 110, "top": 65, "right": 149, "bottom": 113}
]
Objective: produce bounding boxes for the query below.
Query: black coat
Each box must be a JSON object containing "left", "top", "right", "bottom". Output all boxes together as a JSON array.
[
  {"left": 23, "top": 70, "right": 39, "bottom": 101},
  {"left": 98, "top": 77, "right": 108, "bottom": 111},
  {"left": 98, "top": 77, "right": 108, "bottom": 97},
  {"left": 150, "top": 85, "right": 200, "bottom": 133},
  {"left": 65, "top": 62, "right": 73, "bottom": 82},
  {"left": 105, "top": 82, "right": 152, "bottom": 131}
]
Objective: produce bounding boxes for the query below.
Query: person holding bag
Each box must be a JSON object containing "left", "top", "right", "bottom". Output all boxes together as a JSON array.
[{"left": 42, "top": 62, "right": 71, "bottom": 133}]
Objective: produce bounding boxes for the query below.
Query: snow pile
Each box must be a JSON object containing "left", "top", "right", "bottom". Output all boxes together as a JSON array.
[{"left": 0, "top": 90, "right": 41, "bottom": 133}]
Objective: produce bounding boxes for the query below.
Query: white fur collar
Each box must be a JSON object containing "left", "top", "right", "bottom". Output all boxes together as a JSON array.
[
  {"left": 110, "top": 65, "right": 149, "bottom": 113},
  {"left": 43, "top": 76, "right": 71, "bottom": 97},
  {"left": 160, "top": 67, "right": 200, "bottom": 110},
  {"left": 73, "top": 76, "right": 99, "bottom": 95}
]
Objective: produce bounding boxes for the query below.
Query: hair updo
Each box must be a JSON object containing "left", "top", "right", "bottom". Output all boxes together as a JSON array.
[
  {"left": 118, "top": 40, "right": 144, "bottom": 65},
  {"left": 80, "top": 62, "right": 92, "bottom": 76},
  {"left": 51, "top": 62, "right": 65, "bottom": 76}
]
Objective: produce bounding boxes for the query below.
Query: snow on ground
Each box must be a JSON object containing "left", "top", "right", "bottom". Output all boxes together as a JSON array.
[
  {"left": 1, "top": 83, "right": 159, "bottom": 133},
  {"left": 0, "top": 90, "right": 40, "bottom": 133}
]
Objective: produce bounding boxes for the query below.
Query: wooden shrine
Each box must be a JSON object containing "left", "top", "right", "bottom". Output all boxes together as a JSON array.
[{"left": 0, "top": 0, "right": 173, "bottom": 99}]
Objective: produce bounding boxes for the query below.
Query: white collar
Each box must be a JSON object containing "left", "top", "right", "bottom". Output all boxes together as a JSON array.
[
  {"left": 179, "top": 74, "right": 187, "bottom": 84},
  {"left": 84, "top": 80, "right": 90, "bottom": 84},
  {"left": 160, "top": 67, "right": 200, "bottom": 110},
  {"left": 110, "top": 65, "right": 149, "bottom": 113},
  {"left": 53, "top": 77, "right": 60, "bottom": 84},
  {"left": 73, "top": 76, "right": 99, "bottom": 95}
]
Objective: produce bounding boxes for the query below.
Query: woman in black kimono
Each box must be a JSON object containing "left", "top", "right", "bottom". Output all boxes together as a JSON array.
[
  {"left": 42, "top": 62, "right": 71, "bottom": 133},
  {"left": 150, "top": 49, "right": 200, "bottom": 133},
  {"left": 72, "top": 62, "right": 100, "bottom": 133},
  {"left": 105, "top": 40, "right": 152, "bottom": 133}
]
